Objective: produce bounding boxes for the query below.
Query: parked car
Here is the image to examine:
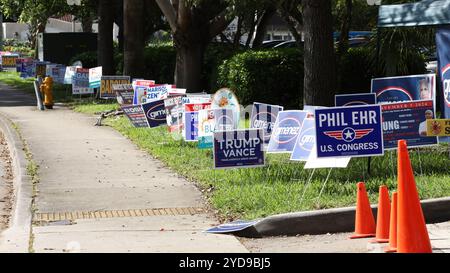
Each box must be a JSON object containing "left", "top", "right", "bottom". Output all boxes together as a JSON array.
[
  {"left": 273, "top": 41, "right": 303, "bottom": 49},
  {"left": 260, "top": 40, "right": 285, "bottom": 48}
]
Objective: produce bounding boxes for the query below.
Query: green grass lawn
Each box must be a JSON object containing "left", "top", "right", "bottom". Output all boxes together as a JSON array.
[
  {"left": 1, "top": 73, "right": 448, "bottom": 221},
  {"left": 71, "top": 102, "right": 450, "bottom": 221},
  {"left": 0, "top": 71, "right": 87, "bottom": 102}
]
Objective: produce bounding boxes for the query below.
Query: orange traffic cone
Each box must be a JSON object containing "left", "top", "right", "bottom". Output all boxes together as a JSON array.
[
  {"left": 371, "top": 185, "right": 390, "bottom": 243},
  {"left": 397, "top": 140, "right": 432, "bottom": 253},
  {"left": 385, "top": 192, "right": 398, "bottom": 253},
  {"left": 349, "top": 182, "right": 376, "bottom": 239}
]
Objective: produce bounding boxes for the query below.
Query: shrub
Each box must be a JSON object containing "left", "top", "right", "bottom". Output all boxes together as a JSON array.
[
  {"left": 217, "top": 48, "right": 304, "bottom": 109},
  {"left": 69, "top": 51, "right": 97, "bottom": 68}
]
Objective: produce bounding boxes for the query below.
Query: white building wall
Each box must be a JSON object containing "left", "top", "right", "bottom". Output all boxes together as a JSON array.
[{"left": 2, "top": 19, "right": 119, "bottom": 42}]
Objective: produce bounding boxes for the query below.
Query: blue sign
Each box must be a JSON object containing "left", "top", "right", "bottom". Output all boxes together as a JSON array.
[
  {"left": 290, "top": 118, "right": 316, "bottom": 161},
  {"left": 213, "top": 129, "right": 265, "bottom": 169},
  {"left": 436, "top": 26, "right": 450, "bottom": 142},
  {"left": 141, "top": 100, "right": 167, "bottom": 128},
  {"left": 335, "top": 93, "right": 376, "bottom": 107},
  {"left": 204, "top": 220, "right": 260, "bottom": 234},
  {"left": 267, "top": 111, "right": 308, "bottom": 153},
  {"left": 184, "top": 112, "right": 199, "bottom": 141},
  {"left": 250, "top": 102, "right": 284, "bottom": 146},
  {"left": 315, "top": 105, "right": 384, "bottom": 158},
  {"left": 381, "top": 100, "right": 438, "bottom": 149},
  {"left": 371, "top": 74, "right": 436, "bottom": 105}
]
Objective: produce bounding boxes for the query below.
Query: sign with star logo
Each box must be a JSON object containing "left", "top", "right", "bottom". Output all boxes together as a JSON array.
[{"left": 315, "top": 105, "right": 384, "bottom": 158}]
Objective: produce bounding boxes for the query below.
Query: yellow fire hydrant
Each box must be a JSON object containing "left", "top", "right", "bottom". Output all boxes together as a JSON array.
[{"left": 40, "top": 77, "right": 54, "bottom": 109}]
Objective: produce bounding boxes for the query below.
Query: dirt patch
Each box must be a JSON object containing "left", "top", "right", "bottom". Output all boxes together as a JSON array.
[{"left": 0, "top": 131, "right": 14, "bottom": 231}]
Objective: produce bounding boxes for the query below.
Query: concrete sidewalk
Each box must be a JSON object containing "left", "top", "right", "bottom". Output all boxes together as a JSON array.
[{"left": 0, "top": 84, "right": 247, "bottom": 253}]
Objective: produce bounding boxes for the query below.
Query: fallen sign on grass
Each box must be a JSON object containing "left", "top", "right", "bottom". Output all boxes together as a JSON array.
[{"left": 204, "top": 219, "right": 261, "bottom": 234}]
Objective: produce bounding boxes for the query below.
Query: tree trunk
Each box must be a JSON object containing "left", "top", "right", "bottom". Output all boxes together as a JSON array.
[
  {"left": 234, "top": 17, "right": 243, "bottom": 48},
  {"left": 337, "top": 0, "right": 353, "bottom": 57},
  {"left": 124, "top": 0, "right": 145, "bottom": 78},
  {"left": 175, "top": 41, "right": 207, "bottom": 91},
  {"left": 98, "top": 0, "right": 115, "bottom": 74},
  {"left": 81, "top": 15, "right": 93, "bottom": 33},
  {"left": 253, "top": 6, "right": 277, "bottom": 48},
  {"left": 245, "top": 14, "right": 257, "bottom": 48},
  {"left": 302, "top": 0, "right": 337, "bottom": 107}
]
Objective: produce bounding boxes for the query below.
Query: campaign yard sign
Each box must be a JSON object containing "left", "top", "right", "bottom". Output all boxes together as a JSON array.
[
  {"left": 381, "top": 100, "right": 438, "bottom": 149},
  {"left": 267, "top": 111, "right": 308, "bottom": 153},
  {"left": 371, "top": 74, "right": 436, "bottom": 106},
  {"left": 72, "top": 68, "right": 94, "bottom": 95},
  {"left": 164, "top": 96, "right": 185, "bottom": 134},
  {"left": 251, "top": 103, "right": 284, "bottom": 147},
  {"left": 1, "top": 55, "right": 19, "bottom": 71},
  {"left": 427, "top": 119, "right": 450, "bottom": 136},
  {"left": 113, "top": 84, "right": 134, "bottom": 105},
  {"left": 19, "top": 59, "right": 35, "bottom": 79},
  {"left": 132, "top": 84, "right": 171, "bottom": 105},
  {"left": 335, "top": 93, "right": 376, "bottom": 107},
  {"left": 64, "top": 66, "right": 81, "bottom": 84},
  {"left": 213, "top": 129, "right": 265, "bottom": 169},
  {"left": 121, "top": 105, "right": 149, "bottom": 128},
  {"left": 89, "top": 66, "right": 102, "bottom": 88},
  {"left": 35, "top": 62, "right": 47, "bottom": 78},
  {"left": 197, "top": 109, "right": 234, "bottom": 149},
  {"left": 183, "top": 103, "right": 212, "bottom": 142},
  {"left": 290, "top": 118, "right": 316, "bottom": 161},
  {"left": 315, "top": 105, "right": 384, "bottom": 158},
  {"left": 100, "top": 76, "right": 131, "bottom": 99},
  {"left": 141, "top": 100, "right": 167, "bottom": 128}
]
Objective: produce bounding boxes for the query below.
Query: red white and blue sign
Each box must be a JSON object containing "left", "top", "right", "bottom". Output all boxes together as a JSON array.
[
  {"left": 141, "top": 100, "right": 167, "bottom": 128},
  {"left": 267, "top": 111, "right": 308, "bottom": 153},
  {"left": 290, "top": 118, "right": 316, "bottom": 161},
  {"left": 183, "top": 103, "right": 211, "bottom": 142},
  {"left": 250, "top": 102, "right": 284, "bottom": 146},
  {"left": 335, "top": 93, "right": 376, "bottom": 107},
  {"left": 436, "top": 26, "right": 450, "bottom": 142},
  {"left": 315, "top": 105, "right": 384, "bottom": 158},
  {"left": 381, "top": 100, "right": 438, "bottom": 149},
  {"left": 371, "top": 74, "right": 436, "bottom": 106},
  {"left": 213, "top": 129, "right": 265, "bottom": 169}
]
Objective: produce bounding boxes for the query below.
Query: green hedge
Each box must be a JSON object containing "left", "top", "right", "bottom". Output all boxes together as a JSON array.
[{"left": 217, "top": 49, "right": 304, "bottom": 109}]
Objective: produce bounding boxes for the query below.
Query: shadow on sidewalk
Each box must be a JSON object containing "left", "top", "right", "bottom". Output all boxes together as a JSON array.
[{"left": 0, "top": 83, "right": 36, "bottom": 107}]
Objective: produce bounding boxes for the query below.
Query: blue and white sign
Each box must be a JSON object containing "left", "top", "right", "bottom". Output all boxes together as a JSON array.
[
  {"left": 381, "top": 100, "right": 438, "bottom": 149},
  {"left": 250, "top": 102, "right": 284, "bottom": 147},
  {"left": 214, "top": 129, "right": 265, "bottom": 169},
  {"left": 335, "top": 93, "right": 376, "bottom": 107},
  {"left": 371, "top": 74, "right": 436, "bottom": 106},
  {"left": 204, "top": 220, "right": 260, "bottom": 234},
  {"left": 267, "top": 111, "right": 308, "bottom": 153},
  {"left": 141, "top": 100, "right": 167, "bottom": 128},
  {"left": 315, "top": 105, "right": 384, "bottom": 158},
  {"left": 290, "top": 118, "right": 316, "bottom": 161}
]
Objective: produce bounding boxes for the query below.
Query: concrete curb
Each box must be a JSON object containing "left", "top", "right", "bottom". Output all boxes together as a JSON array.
[
  {"left": 0, "top": 113, "right": 32, "bottom": 253},
  {"left": 235, "top": 197, "right": 450, "bottom": 238}
]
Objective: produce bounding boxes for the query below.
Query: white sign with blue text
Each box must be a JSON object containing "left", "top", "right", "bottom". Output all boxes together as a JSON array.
[
  {"left": 290, "top": 118, "right": 316, "bottom": 161},
  {"left": 315, "top": 105, "right": 384, "bottom": 158}
]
